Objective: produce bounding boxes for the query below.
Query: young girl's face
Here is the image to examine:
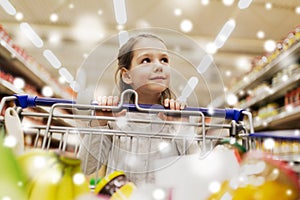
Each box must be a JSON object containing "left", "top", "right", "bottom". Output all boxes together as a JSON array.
[{"left": 124, "top": 38, "right": 171, "bottom": 94}]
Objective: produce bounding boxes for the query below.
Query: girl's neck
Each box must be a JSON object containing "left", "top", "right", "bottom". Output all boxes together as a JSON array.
[{"left": 136, "top": 91, "right": 161, "bottom": 105}]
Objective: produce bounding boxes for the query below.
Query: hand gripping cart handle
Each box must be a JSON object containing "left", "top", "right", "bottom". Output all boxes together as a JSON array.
[
  {"left": 13, "top": 90, "right": 248, "bottom": 122},
  {"left": 0, "top": 89, "right": 253, "bottom": 153}
]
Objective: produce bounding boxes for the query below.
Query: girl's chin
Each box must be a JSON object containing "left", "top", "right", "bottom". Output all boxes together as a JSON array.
[{"left": 136, "top": 84, "right": 168, "bottom": 93}]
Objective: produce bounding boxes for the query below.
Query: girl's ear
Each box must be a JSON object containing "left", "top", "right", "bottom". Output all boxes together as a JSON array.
[{"left": 121, "top": 68, "right": 132, "bottom": 84}]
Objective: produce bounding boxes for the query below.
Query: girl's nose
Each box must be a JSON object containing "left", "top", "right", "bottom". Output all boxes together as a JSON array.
[{"left": 153, "top": 61, "right": 163, "bottom": 72}]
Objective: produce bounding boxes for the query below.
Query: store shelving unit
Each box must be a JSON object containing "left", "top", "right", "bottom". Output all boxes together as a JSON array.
[
  {"left": 231, "top": 41, "right": 300, "bottom": 96},
  {"left": 214, "top": 40, "right": 300, "bottom": 131},
  {"left": 0, "top": 26, "right": 77, "bottom": 149},
  {"left": 0, "top": 41, "right": 72, "bottom": 99}
]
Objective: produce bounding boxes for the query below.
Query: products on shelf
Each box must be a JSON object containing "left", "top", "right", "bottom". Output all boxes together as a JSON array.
[
  {"left": 285, "top": 86, "right": 300, "bottom": 108},
  {"left": 0, "top": 24, "right": 74, "bottom": 98},
  {"left": 249, "top": 130, "right": 300, "bottom": 156},
  {"left": 231, "top": 25, "right": 300, "bottom": 93},
  {"left": 0, "top": 69, "right": 39, "bottom": 95},
  {"left": 272, "top": 64, "right": 300, "bottom": 88},
  {"left": 257, "top": 103, "right": 279, "bottom": 119}
]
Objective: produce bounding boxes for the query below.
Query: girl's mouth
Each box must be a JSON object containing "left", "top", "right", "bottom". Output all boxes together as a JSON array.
[{"left": 150, "top": 76, "right": 166, "bottom": 80}]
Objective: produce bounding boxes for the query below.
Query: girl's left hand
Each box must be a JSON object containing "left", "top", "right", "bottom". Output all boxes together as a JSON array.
[{"left": 158, "top": 98, "right": 188, "bottom": 121}]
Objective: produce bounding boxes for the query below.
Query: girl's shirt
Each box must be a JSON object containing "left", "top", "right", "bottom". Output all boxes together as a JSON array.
[{"left": 78, "top": 111, "right": 200, "bottom": 185}]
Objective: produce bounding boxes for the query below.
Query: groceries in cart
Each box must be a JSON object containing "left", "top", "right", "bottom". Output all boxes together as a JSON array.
[
  {"left": 2, "top": 93, "right": 300, "bottom": 199},
  {"left": 207, "top": 150, "right": 300, "bottom": 200}
]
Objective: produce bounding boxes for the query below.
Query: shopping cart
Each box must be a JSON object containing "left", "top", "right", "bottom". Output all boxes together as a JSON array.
[{"left": 0, "top": 89, "right": 254, "bottom": 186}]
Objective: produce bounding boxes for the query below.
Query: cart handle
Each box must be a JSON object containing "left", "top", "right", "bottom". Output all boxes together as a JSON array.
[{"left": 14, "top": 94, "right": 244, "bottom": 122}]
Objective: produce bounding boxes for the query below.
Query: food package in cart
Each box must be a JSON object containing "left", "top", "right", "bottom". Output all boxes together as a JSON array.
[
  {"left": 152, "top": 145, "right": 241, "bottom": 200},
  {"left": 207, "top": 150, "right": 300, "bottom": 200}
]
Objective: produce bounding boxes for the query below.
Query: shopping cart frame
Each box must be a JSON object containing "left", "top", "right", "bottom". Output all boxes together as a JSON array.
[
  {"left": 0, "top": 89, "right": 254, "bottom": 148},
  {"left": 0, "top": 89, "right": 254, "bottom": 183}
]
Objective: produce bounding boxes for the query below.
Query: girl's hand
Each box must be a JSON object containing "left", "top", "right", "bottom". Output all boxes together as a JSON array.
[
  {"left": 163, "top": 98, "right": 186, "bottom": 110},
  {"left": 97, "top": 96, "right": 119, "bottom": 110},
  {"left": 158, "top": 98, "right": 188, "bottom": 121},
  {"left": 91, "top": 96, "right": 126, "bottom": 126}
]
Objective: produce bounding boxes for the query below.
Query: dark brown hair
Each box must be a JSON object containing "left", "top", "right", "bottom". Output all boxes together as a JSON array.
[{"left": 115, "top": 33, "right": 174, "bottom": 104}]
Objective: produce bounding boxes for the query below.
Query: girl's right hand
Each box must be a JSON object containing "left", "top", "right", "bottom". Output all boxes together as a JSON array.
[
  {"left": 97, "top": 96, "right": 119, "bottom": 110},
  {"left": 91, "top": 96, "right": 126, "bottom": 126}
]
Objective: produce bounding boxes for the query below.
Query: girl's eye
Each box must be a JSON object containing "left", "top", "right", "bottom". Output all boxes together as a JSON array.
[
  {"left": 161, "top": 58, "right": 169, "bottom": 63},
  {"left": 141, "top": 58, "right": 151, "bottom": 64}
]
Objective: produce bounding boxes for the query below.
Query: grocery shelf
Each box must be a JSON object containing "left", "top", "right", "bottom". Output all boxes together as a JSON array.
[
  {"left": 212, "top": 42, "right": 300, "bottom": 108},
  {"left": 254, "top": 105, "right": 300, "bottom": 130},
  {"left": 0, "top": 44, "right": 45, "bottom": 88},
  {"left": 231, "top": 41, "right": 300, "bottom": 95},
  {"left": 0, "top": 79, "right": 23, "bottom": 94},
  {"left": 239, "top": 72, "right": 300, "bottom": 109},
  {"left": 0, "top": 80, "right": 75, "bottom": 127},
  {"left": 0, "top": 40, "right": 72, "bottom": 99}
]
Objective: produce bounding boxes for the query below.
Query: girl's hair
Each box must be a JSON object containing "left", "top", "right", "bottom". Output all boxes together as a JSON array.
[{"left": 115, "top": 33, "right": 174, "bottom": 104}]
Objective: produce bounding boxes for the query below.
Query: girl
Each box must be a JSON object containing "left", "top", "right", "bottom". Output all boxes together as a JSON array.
[{"left": 78, "top": 33, "right": 199, "bottom": 184}]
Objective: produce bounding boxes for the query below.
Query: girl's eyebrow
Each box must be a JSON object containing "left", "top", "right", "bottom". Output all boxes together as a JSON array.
[{"left": 136, "top": 51, "right": 169, "bottom": 59}]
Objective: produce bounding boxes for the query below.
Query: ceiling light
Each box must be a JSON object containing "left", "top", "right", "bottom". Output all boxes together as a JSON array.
[
  {"left": 295, "top": 6, "right": 300, "bottom": 15},
  {"left": 180, "top": 19, "right": 193, "bottom": 33},
  {"left": 97, "top": 9, "right": 103, "bottom": 15},
  {"left": 222, "top": 0, "right": 234, "bottom": 6},
  {"left": 225, "top": 70, "right": 231, "bottom": 76},
  {"left": 205, "top": 42, "right": 217, "bottom": 54},
  {"left": 236, "top": 57, "right": 251, "bottom": 71},
  {"left": 178, "top": 76, "right": 199, "bottom": 102},
  {"left": 201, "top": 0, "right": 210, "bottom": 5},
  {"left": 70, "top": 81, "right": 80, "bottom": 92},
  {"left": 113, "top": 0, "right": 127, "bottom": 25},
  {"left": 136, "top": 19, "right": 151, "bottom": 28},
  {"left": 118, "top": 30, "right": 129, "bottom": 47},
  {"left": 264, "top": 39, "right": 276, "bottom": 52},
  {"left": 59, "top": 67, "right": 74, "bottom": 83},
  {"left": 68, "top": 3, "right": 74, "bottom": 9},
  {"left": 43, "top": 49, "right": 62, "bottom": 69},
  {"left": 116, "top": 24, "right": 125, "bottom": 31},
  {"left": 256, "top": 30, "right": 265, "bottom": 39},
  {"left": 174, "top": 8, "right": 182, "bottom": 16},
  {"left": 72, "top": 14, "right": 105, "bottom": 43},
  {"left": 19, "top": 22, "right": 43, "bottom": 48},
  {"left": 42, "top": 86, "right": 54, "bottom": 97},
  {"left": 214, "top": 19, "right": 236, "bottom": 49},
  {"left": 0, "top": 0, "right": 16, "bottom": 15},
  {"left": 48, "top": 32, "right": 61, "bottom": 45},
  {"left": 265, "top": 2, "right": 272, "bottom": 10},
  {"left": 197, "top": 54, "right": 214, "bottom": 74},
  {"left": 238, "top": 0, "right": 253, "bottom": 9},
  {"left": 83, "top": 53, "right": 88, "bottom": 59},
  {"left": 50, "top": 13, "right": 58, "bottom": 22},
  {"left": 15, "top": 12, "right": 23, "bottom": 21}
]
